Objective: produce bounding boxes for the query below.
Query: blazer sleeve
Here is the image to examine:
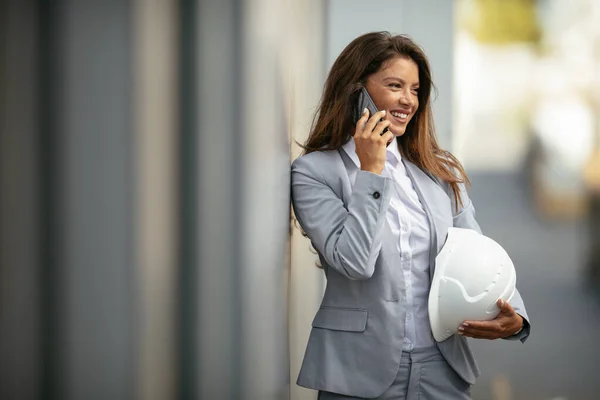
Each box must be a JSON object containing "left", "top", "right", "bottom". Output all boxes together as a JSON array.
[
  {"left": 452, "top": 182, "right": 531, "bottom": 343},
  {"left": 291, "top": 155, "right": 393, "bottom": 280}
]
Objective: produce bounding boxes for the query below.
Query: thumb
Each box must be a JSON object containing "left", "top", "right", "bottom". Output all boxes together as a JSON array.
[{"left": 497, "top": 298, "right": 514, "bottom": 314}]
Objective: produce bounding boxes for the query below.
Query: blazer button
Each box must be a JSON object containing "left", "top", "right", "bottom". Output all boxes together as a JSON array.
[{"left": 373, "top": 191, "right": 381, "bottom": 199}]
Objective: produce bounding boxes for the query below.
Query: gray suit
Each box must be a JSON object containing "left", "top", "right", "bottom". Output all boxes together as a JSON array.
[{"left": 291, "top": 146, "right": 530, "bottom": 398}]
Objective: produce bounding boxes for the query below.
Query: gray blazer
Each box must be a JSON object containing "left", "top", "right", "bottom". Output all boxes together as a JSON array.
[{"left": 291, "top": 146, "right": 530, "bottom": 398}]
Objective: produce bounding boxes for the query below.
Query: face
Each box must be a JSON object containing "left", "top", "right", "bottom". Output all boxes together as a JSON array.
[{"left": 365, "top": 56, "right": 420, "bottom": 137}]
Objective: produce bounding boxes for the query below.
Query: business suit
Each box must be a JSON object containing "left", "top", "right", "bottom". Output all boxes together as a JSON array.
[{"left": 291, "top": 144, "right": 530, "bottom": 398}]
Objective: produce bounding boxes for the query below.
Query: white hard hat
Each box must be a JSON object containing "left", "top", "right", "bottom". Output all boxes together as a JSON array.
[{"left": 428, "top": 227, "right": 516, "bottom": 342}]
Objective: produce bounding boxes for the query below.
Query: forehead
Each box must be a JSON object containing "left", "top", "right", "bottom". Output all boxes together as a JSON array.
[{"left": 376, "top": 56, "right": 419, "bottom": 81}]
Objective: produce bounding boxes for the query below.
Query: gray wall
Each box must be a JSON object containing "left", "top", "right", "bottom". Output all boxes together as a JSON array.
[
  {"left": 57, "top": 1, "right": 136, "bottom": 399},
  {"left": 0, "top": 1, "right": 41, "bottom": 399},
  {"left": 191, "top": 0, "right": 290, "bottom": 398},
  {"left": 1, "top": 1, "right": 291, "bottom": 399}
]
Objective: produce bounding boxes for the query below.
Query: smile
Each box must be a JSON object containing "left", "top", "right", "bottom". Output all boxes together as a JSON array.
[{"left": 390, "top": 111, "right": 408, "bottom": 120}]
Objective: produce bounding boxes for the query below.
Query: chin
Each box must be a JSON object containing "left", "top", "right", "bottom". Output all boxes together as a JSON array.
[{"left": 391, "top": 127, "right": 406, "bottom": 137}]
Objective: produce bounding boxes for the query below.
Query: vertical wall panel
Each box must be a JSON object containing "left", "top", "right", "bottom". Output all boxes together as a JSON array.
[
  {"left": 194, "top": 0, "right": 241, "bottom": 398},
  {"left": 189, "top": 0, "right": 292, "bottom": 398},
  {"left": 285, "top": 1, "right": 328, "bottom": 400},
  {"left": 240, "top": 0, "right": 291, "bottom": 397},
  {"left": 58, "top": 1, "right": 135, "bottom": 399},
  {"left": 133, "top": 1, "right": 179, "bottom": 400},
  {"left": 0, "top": 1, "right": 41, "bottom": 398}
]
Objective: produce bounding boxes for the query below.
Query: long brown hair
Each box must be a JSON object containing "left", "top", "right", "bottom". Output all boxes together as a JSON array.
[{"left": 302, "top": 32, "right": 469, "bottom": 208}]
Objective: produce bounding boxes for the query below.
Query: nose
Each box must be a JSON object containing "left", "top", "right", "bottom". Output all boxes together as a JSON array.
[{"left": 399, "top": 90, "right": 415, "bottom": 107}]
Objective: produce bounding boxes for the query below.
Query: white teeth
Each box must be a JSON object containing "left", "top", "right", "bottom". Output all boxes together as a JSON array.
[{"left": 391, "top": 111, "right": 408, "bottom": 119}]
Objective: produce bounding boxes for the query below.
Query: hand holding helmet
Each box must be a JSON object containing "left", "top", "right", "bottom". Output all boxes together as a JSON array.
[
  {"left": 458, "top": 298, "right": 524, "bottom": 340},
  {"left": 429, "top": 227, "right": 523, "bottom": 342}
]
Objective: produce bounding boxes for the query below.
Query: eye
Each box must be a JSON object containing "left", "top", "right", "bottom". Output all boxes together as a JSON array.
[
  {"left": 411, "top": 88, "right": 420, "bottom": 95},
  {"left": 388, "top": 83, "right": 401, "bottom": 89}
]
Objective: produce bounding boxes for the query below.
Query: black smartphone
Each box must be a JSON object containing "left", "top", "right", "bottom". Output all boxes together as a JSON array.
[{"left": 354, "top": 87, "right": 388, "bottom": 135}]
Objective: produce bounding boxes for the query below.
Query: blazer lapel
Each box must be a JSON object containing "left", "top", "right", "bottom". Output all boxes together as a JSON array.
[{"left": 338, "top": 147, "right": 359, "bottom": 202}]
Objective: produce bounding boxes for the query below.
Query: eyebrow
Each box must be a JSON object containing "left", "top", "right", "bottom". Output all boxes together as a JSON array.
[{"left": 383, "top": 77, "right": 420, "bottom": 86}]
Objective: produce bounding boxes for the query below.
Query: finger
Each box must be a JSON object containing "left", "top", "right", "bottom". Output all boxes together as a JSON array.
[
  {"left": 369, "top": 109, "right": 387, "bottom": 124},
  {"left": 463, "top": 324, "right": 507, "bottom": 338},
  {"left": 460, "top": 322, "right": 502, "bottom": 334},
  {"left": 497, "top": 299, "right": 515, "bottom": 315},
  {"left": 372, "top": 120, "right": 391, "bottom": 138},
  {"left": 362, "top": 110, "right": 387, "bottom": 137},
  {"left": 381, "top": 131, "right": 394, "bottom": 146},
  {"left": 459, "top": 320, "right": 507, "bottom": 339},
  {"left": 354, "top": 108, "right": 370, "bottom": 137},
  {"left": 460, "top": 320, "right": 502, "bottom": 331},
  {"left": 459, "top": 328, "right": 499, "bottom": 340}
]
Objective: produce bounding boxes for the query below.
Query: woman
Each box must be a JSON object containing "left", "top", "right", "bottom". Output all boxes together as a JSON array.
[{"left": 291, "top": 32, "right": 530, "bottom": 399}]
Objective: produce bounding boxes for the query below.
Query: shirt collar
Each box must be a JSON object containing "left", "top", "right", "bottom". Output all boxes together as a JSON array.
[
  {"left": 342, "top": 138, "right": 361, "bottom": 167},
  {"left": 342, "top": 138, "right": 402, "bottom": 168},
  {"left": 387, "top": 139, "right": 402, "bottom": 166}
]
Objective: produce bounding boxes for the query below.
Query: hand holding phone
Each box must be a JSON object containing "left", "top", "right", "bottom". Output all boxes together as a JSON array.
[
  {"left": 354, "top": 87, "right": 389, "bottom": 136},
  {"left": 353, "top": 101, "right": 394, "bottom": 175}
]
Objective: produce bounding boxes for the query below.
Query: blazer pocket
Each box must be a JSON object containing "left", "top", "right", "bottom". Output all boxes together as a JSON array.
[{"left": 311, "top": 306, "right": 368, "bottom": 332}]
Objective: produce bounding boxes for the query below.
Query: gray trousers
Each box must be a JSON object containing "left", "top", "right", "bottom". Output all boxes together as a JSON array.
[{"left": 317, "top": 347, "right": 471, "bottom": 400}]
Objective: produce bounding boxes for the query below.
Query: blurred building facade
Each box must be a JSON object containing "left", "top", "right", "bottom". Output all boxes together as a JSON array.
[
  {"left": 2, "top": 1, "right": 600, "bottom": 400},
  {"left": 1, "top": 0, "right": 295, "bottom": 398}
]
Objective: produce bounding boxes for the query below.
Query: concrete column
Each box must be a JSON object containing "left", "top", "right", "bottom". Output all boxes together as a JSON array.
[
  {"left": 189, "top": 0, "right": 292, "bottom": 398},
  {"left": 133, "top": 1, "right": 179, "bottom": 399},
  {"left": 285, "top": 1, "right": 328, "bottom": 400},
  {"left": 57, "top": 1, "right": 136, "bottom": 398},
  {"left": 0, "top": 1, "right": 41, "bottom": 398}
]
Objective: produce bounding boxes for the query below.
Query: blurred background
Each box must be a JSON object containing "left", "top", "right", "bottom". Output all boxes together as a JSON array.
[{"left": 1, "top": 0, "right": 599, "bottom": 399}]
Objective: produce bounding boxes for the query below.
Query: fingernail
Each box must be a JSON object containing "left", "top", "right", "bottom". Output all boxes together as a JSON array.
[
  {"left": 363, "top": 108, "right": 368, "bottom": 114},
  {"left": 462, "top": 322, "right": 469, "bottom": 327},
  {"left": 498, "top": 299, "right": 504, "bottom": 306},
  {"left": 457, "top": 331, "right": 464, "bottom": 335},
  {"left": 458, "top": 326, "right": 464, "bottom": 331},
  {"left": 381, "top": 110, "right": 386, "bottom": 116}
]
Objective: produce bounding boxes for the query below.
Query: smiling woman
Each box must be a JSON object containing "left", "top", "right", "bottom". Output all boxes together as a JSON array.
[
  {"left": 291, "top": 31, "right": 531, "bottom": 400},
  {"left": 302, "top": 32, "right": 469, "bottom": 211}
]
